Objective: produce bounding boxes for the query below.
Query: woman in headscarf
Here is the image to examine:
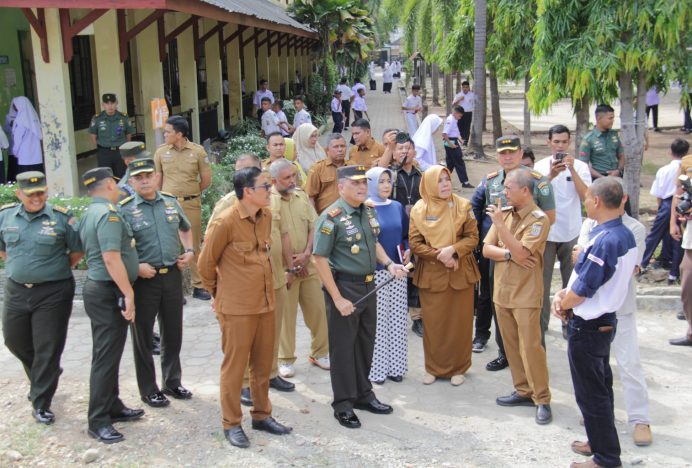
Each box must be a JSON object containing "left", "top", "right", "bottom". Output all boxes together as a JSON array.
[
  {"left": 293, "top": 123, "right": 326, "bottom": 172},
  {"left": 412, "top": 114, "right": 442, "bottom": 171},
  {"left": 409, "top": 165, "right": 480, "bottom": 386},
  {"left": 366, "top": 166, "right": 409, "bottom": 385},
  {"left": 3, "top": 96, "right": 43, "bottom": 180}
]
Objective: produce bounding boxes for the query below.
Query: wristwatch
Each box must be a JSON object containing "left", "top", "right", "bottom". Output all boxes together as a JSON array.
[
  {"left": 504, "top": 249, "right": 512, "bottom": 261},
  {"left": 184, "top": 248, "right": 194, "bottom": 254},
  {"left": 383, "top": 260, "right": 393, "bottom": 269}
]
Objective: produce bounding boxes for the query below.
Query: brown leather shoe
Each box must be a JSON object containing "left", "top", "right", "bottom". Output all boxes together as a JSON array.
[
  {"left": 633, "top": 423, "right": 652, "bottom": 446},
  {"left": 570, "top": 440, "right": 592, "bottom": 456}
]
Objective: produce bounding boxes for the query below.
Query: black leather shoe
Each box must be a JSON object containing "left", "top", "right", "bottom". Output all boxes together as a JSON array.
[
  {"left": 496, "top": 391, "right": 535, "bottom": 407},
  {"left": 411, "top": 319, "right": 424, "bottom": 338},
  {"left": 163, "top": 385, "right": 193, "bottom": 399},
  {"left": 334, "top": 410, "right": 361, "bottom": 429},
  {"left": 240, "top": 387, "right": 253, "bottom": 407},
  {"left": 224, "top": 425, "right": 250, "bottom": 448},
  {"left": 88, "top": 425, "right": 124, "bottom": 444},
  {"left": 252, "top": 416, "right": 293, "bottom": 435},
  {"left": 388, "top": 375, "right": 403, "bottom": 383},
  {"left": 536, "top": 404, "right": 552, "bottom": 424},
  {"left": 670, "top": 337, "right": 692, "bottom": 346},
  {"left": 32, "top": 408, "right": 55, "bottom": 425},
  {"left": 486, "top": 355, "right": 509, "bottom": 371},
  {"left": 677, "top": 310, "right": 686, "bottom": 321},
  {"left": 110, "top": 407, "right": 145, "bottom": 422},
  {"left": 372, "top": 379, "right": 385, "bottom": 385},
  {"left": 192, "top": 288, "right": 212, "bottom": 300},
  {"left": 141, "top": 392, "right": 170, "bottom": 408},
  {"left": 354, "top": 398, "right": 393, "bottom": 414},
  {"left": 269, "top": 376, "right": 295, "bottom": 392}
]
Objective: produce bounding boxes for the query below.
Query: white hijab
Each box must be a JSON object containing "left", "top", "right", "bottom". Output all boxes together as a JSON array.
[
  {"left": 413, "top": 114, "right": 442, "bottom": 171},
  {"left": 7, "top": 96, "right": 42, "bottom": 155},
  {"left": 293, "top": 123, "right": 325, "bottom": 171}
]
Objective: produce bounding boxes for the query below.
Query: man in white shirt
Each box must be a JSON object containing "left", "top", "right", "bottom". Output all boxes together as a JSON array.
[
  {"left": 351, "top": 78, "right": 366, "bottom": 98},
  {"left": 336, "top": 78, "right": 353, "bottom": 129},
  {"left": 260, "top": 98, "right": 280, "bottom": 137},
  {"left": 272, "top": 101, "right": 291, "bottom": 137},
  {"left": 382, "top": 66, "right": 394, "bottom": 94},
  {"left": 641, "top": 139, "right": 688, "bottom": 283},
  {"left": 331, "top": 90, "right": 344, "bottom": 134},
  {"left": 292, "top": 96, "right": 312, "bottom": 130},
  {"left": 402, "top": 85, "right": 422, "bottom": 135},
  {"left": 645, "top": 86, "right": 660, "bottom": 132},
  {"left": 452, "top": 81, "right": 476, "bottom": 146},
  {"left": 442, "top": 106, "right": 473, "bottom": 188},
  {"left": 534, "top": 125, "right": 591, "bottom": 343},
  {"left": 351, "top": 88, "right": 369, "bottom": 121},
  {"left": 253, "top": 80, "right": 275, "bottom": 121}
]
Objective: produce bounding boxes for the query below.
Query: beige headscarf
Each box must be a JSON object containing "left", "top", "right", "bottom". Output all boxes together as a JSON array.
[
  {"left": 410, "top": 165, "right": 468, "bottom": 249},
  {"left": 293, "top": 123, "right": 326, "bottom": 172}
]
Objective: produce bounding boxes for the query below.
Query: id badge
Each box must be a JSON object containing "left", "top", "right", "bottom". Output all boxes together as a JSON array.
[{"left": 405, "top": 204, "right": 413, "bottom": 216}]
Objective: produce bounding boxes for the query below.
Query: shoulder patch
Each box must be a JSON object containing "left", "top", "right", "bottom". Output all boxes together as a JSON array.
[
  {"left": 537, "top": 181, "right": 548, "bottom": 190},
  {"left": 487, "top": 171, "right": 499, "bottom": 179},
  {"left": 119, "top": 195, "right": 134, "bottom": 206},
  {"left": 531, "top": 171, "right": 543, "bottom": 180},
  {"left": 0, "top": 202, "right": 18, "bottom": 211},
  {"left": 52, "top": 205, "right": 69, "bottom": 214},
  {"left": 327, "top": 207, "right": 343, "bottom": 218},
  {"left": 532, "top": 209, "right": 546, "bottom": 219},
  {"left": 320, "top": 220, "right": 335, "bottom": 235}
]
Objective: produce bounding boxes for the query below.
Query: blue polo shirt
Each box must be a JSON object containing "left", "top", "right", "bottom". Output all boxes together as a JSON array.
[{"left": 567, "top": 217, "right": 637, "bottom": 320}]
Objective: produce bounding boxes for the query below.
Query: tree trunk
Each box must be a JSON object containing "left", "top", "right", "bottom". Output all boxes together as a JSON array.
[
  {"left": 420, "top": 60, "right": 427, "bottom": 103},
  {"left": 456, "top": 71, "right": 462, "bottom": 93},
  {"left": 523, "top": 75, "right": 531, "bottom": 145},
  {"left": 432, "top": 64, "right": 440, "bottom": 106},
  {"left": 574, "top": 96, "right": 590, "bottom": 153},
  {"left": 470, "top": 0, "right": 487, "bottom": 157},
  {"left": 489, "top": 69, "right": 502, "bottom": 140},
  {"left": 619, "top": 70, "right": 646, "bottom": 219},
  {"left": 444, "top": 71, "right": 454, "bottom": 115}
]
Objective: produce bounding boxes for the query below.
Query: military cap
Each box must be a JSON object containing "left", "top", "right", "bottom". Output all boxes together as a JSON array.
[
  {"left": 337, "top": 165, "right": 367, "bottom": 180},
  {"left": 128, "top": 158, "right": 156, "bottom": 176},
  {"left": 102, "top": 93, "right": 117, "bottom": 103},
  {"left": 16, "top": 171, "right": 47, "bottom": 195},
  {"left": 119, "top": 141, "right": 150, "bottom": 159},
  {"left": 83, "top": 167, "right": 116, "bottom": 187},
  {"left": 496, "top": 135, "right": 521, "bottom": 152}
]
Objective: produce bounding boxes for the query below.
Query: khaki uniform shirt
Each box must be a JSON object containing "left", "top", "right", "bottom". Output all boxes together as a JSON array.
[
  {"left": 484, "top": 202, "right": 550, "bottom": 309},
  {"left": 269, "top": 191, "right": 287, "bottom": 290},
  {"left": 306, "top": 159, "right": 343, "bottom": 214},
  {"left": 198, "top": 201, "right": 274, "bottom": 315},
  {"left": 347, "top": 137, "right": 385, "bottom": 169},
  {"left": 207, "top": 192, "right": 238, "bottom": 230},
  {"left": 274, "top": 187, "right": 318, "bottom": 275},
  {"left": 154, "top": 141, "right": 211, "bottom": 197}
]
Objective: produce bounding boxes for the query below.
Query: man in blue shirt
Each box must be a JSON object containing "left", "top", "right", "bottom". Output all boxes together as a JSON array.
[{"left": 553, "top": 177, "right": 638, "bottom": 468}]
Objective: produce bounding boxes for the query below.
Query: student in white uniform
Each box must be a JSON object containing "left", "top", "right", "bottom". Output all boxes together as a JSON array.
[
  {"left": 452, "top": 81, "right": 476, "bottom": 146},
  {"left": 402, "top": 85, "right": 423, "bottom": 135},
  {"left": 292, "top": 96, "right": 312, "bottom": 131},
  {"left": 336, "top": 78, "right": 353, "bottom": 129}
]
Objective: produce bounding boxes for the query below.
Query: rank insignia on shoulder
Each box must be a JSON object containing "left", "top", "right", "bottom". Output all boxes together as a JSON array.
[
  {"left": 107, "top": 203, "right": 118, "bottom": 212},
  {"left": 107, "top": 216, "right": 120, "bottom": 222},
  {"left": 537, "top": 181, "right": 550, "bottom": 196},
  {"left": 160, "top": 191, "right": 175, "bottom": 198},
  {"left": 320, "top": 220, "right": 335, "bottom": 235},
  {"left": 487, "top": 171, "right": 499, "bottom": 179},
  {"left": 327, "top": 207, "right": 342, "bottom": 218},
  {"left": 52, "top": 205, "right": 69, "bottom": 214},
  {"left": 119, "top": 195, "right": 134, "bottom": 206},
  {"left": 0, "top": 202, "right": 17, "bottom": 211},
  {"left": 531, "top": 171, "right": 543, "bottom": 180},
  {"left": 532, "top": 209, "right": 546, "bottom": 218}
]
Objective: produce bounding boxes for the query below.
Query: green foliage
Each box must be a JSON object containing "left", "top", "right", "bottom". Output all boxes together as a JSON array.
[
  {"left": 281, "top": 99, "right": 296, "bottom": 125},
  {"left": 221, "top": 134, "right": 268, "bottom": 166},
  {"left": 229, "top": 117, "right": 260, "bottom": 138},
  {"left": 201, "top": 163, "right": 233, "bottom": 231},
  {"left": 305, "top": 68, "right": 336, "bottom": 117}
]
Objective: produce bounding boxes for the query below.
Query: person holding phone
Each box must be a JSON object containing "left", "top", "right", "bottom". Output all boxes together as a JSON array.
[{"left": 534, "top": 125, "right": 591, "bottom": 343}]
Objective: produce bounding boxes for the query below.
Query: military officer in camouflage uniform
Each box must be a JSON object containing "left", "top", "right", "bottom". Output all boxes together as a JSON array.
[
  {"left": 89, "top": 94, "right": 135, "bottom": 179},
  {"left": 0, "top": 172, "right": 83, "bottom": 425},
  {"left": 312, "top": 165, "right": 408, "bottom": 430},
  {"left": 117, "top": 141, "right": 150, "bottom": 200},
  {"left": 79, "top": 167, "right": 143, "bottom": 444},
  {"left": 120, "top": 158, "right": 195, "bottom": 408}
]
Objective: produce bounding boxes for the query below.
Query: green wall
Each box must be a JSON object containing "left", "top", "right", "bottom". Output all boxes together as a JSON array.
[{"left": 0, "top": 8, "right": 28, "bottom": 125}]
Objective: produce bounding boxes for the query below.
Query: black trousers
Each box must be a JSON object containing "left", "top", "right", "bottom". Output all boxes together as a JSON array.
[
  {"left": 458, "top": 112, "right": 472, "bottom": 145},
  {"left": 474, "top": 253, "right": 493, "bottom": 342},
  {"left": 383, "top": 82, "right": 392, "bottom": 93},
  {"left": 2, "top": 277, "right": 74, "bottom": 410},
  {"left": 83, "top": 279, "right": 129, "bottom": 430},
  {"left": 324, "top": 276, "right": 376, "bottom": 412},
  {"left": 132, "top": 267, "right": 184, "bottom": 397},
  {"left": 341, "top": 100, "right": 351, "bottom": 127},
  {"left": 97, "top": 147, "right": 126, "bottom": 179},
  {"left": 332, "top": 111, "right": 343, "bottom": 133},
  {"left": 352, "top": 110, "right": 364, "bottom": 122},
  {"left": 369, "top": 80, "right": 376, "bottom": 91},
  {"left": 645, "top": 104, "right": 658, "bottom": 129},
  {"left": 443, "top": 138, "right": 469, "bottom": 184},
  {"left": 567, "top": 312, "right": 621, "bottom": 467}
]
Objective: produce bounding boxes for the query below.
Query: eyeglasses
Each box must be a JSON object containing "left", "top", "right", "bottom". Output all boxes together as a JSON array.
[{"left": 250, "top": 183, "right": 272, "bottom": 191}]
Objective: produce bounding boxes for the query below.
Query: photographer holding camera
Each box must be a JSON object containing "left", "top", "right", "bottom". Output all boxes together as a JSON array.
[
  {"left": 670, "top": 150, "right": 692, "bottom": 346},
  {"left": 534, "top": 125, "right": 591, "bottom": 344}
]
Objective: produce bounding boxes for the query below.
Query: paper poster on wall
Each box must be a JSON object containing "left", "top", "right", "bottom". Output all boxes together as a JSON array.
[
  {"left": 4, "top": 68, "right": 17, "bottom": 87},
  {"left": 151, "top": 98, "right": 169, "bottom": 129}
]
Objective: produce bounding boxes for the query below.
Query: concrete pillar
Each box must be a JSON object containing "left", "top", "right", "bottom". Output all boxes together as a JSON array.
[
  {"left": 30, "top": 8, "right": 78, "bottom": 196},
  {"left": 257, "top": 31, "right": 269, "bottom": 87},
  {"left": 94, "top": 10, "right": 127, "bottom": 113},
  {"left": 268, "top": 38, "right": 281, "bottom": 97},
  {"left": 176, "top": 15, "right": 200, "bottom": 142},
  {"left": 225, "top": 24, "right": 243, "bottom": 123},
  {"left": 134, "top": 9, "right": 165, "bottom": 152},
  {"left": 278, "top": 46, "right": 288, "bottom": 100},
  {"left": 243, "top": 27, "right": 257, "bottom": 113},
  {"left": 203, "top": 19, "right": 223, "bottom": 131}
]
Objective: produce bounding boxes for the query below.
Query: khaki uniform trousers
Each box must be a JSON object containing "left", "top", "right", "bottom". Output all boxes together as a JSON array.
[
  {"left": 179, "top": 197, "right": 203, "bottom": 289},
  {"left": 218, "top": 308, "right": 275, "bottom": 429},
  {"left": 243, "top": 285, "right": 287, "bottom": 386},
  {"left": 279, "top": 274, "right": 329, "bottom": 364},
  {"left": 495, "top": 306, "right": 551, "bottom": 404}
]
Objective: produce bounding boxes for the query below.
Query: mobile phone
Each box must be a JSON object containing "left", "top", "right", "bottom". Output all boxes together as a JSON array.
[
  {"left": 554, "top": 152, "right": 566, "bottom": 162},
  {"left": 117, "top": 295, "right": 126, "bottom": 312}
]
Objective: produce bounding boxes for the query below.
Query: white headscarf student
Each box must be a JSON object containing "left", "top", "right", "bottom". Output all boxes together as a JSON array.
[
  {"left": 4, "top": 96, "right": 43, "bottom": 171},
  {"left": 293, "top": 122, "right": 326, "bottom": 171},
  {"left": 412, "top": 114, "right": 443, "bottom": 171}
]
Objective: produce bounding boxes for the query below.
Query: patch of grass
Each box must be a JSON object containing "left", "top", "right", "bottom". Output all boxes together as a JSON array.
[{"left": 641, "top": 160, "right": 659, "bottom": 177}]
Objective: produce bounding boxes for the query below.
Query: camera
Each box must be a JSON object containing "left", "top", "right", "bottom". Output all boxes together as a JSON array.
[
  {"left": 554, "top": 152, "right": 566, "bottom": 162},
  {"left": 676, "top": 175, "right": 692, "bottom": 215}
]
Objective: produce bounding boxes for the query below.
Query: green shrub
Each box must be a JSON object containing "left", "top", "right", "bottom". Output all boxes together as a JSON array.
[
  {"left": 222, "top": 134, "right": 268, "bottom": 166},
  {"left": 201, "top": 163, "right": 234, "bottom": 232}
]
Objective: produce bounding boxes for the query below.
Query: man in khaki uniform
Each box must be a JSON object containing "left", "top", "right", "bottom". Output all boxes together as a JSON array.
[
  {"left": 348, "top": 119, "right": 385, "bottom": 169},
  {"left": 306, "top": 133, "right": 348, "bottom": 214},
  {"left": 269, "top": 159, "right": 330, "bottom": 379},
  {"left": 482, "top": 169, "right": 552, "bottom": 425},
  {"left": 154, "top": 116, "right": 212, "bottom": 300}
]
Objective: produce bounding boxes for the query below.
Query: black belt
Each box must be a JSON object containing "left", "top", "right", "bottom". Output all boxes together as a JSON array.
[
  {"left": 97, "top": 145, "right": 119, "bottom": 151},
  {"left": 333, "top": 272, "right": 374, "bottom": 283},
  {"left": 9, "top": 277, "right": 70, "bottom": 289},
  {"left": 176, "top": 194, "right": 200, "bottom": 201}
]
